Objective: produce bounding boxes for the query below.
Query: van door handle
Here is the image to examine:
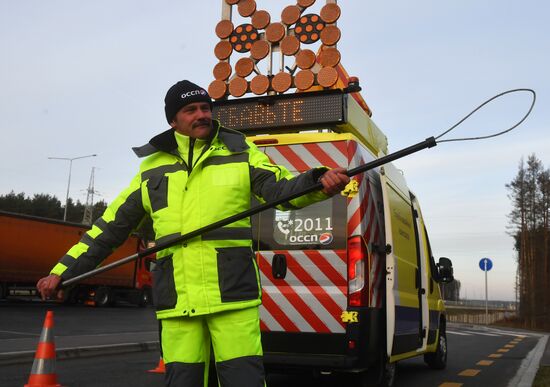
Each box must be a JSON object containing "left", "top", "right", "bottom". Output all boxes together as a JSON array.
[{"left": 272, "top": 254, "right": 287, "bottom": 279}]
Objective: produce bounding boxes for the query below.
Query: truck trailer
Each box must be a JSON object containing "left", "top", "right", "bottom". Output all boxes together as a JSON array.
[{"left": 0, "top": 210, "right": 153, "bottom": 307}]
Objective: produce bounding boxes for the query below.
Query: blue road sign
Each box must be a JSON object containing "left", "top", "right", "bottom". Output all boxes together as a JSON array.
[{"left": 479, "top": 257, "right": 493, "bottom": 271}]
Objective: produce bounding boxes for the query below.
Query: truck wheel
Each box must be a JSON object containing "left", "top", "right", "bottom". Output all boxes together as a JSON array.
[
  {"left": 94, "top": 287, "right": 113, "bottom": 307},
  {"left": 424, "top": 327, "right": 447, "bottom": 370},
  {"left": 138, "top": 288, "right": 152, "bottom": 307},
  {"left": 0, "top": 282, "right": 7, "bottom": 299},
  {"left": 62, "top": 288, "right": 76, "bottom": 304}
]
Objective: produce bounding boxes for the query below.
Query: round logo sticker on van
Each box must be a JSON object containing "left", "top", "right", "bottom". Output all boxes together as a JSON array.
[{"left": 319, "top": 233, "right": 333, "bottom": 245}]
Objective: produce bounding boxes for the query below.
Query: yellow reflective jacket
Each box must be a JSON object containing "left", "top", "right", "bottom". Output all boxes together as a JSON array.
[{"left": 51, "top": 121, "right": 329, "bottom": 319}]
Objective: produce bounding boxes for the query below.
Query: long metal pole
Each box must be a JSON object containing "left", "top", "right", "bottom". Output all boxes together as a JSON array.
[
  {"left": 61, "top": 137, "right": 437, "bottom": 288},
  {"left": 63, "top": 159, "right": 73, "bottom": 221}
]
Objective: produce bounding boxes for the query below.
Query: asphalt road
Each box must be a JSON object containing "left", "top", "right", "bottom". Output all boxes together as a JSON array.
[{"left": 0, "top": 299, "right": 546, "bottom": 387}]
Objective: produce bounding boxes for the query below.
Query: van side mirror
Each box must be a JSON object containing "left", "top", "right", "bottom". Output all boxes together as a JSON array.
[{"left": 437, "top": 257, "right": 454, "bottom": 283}]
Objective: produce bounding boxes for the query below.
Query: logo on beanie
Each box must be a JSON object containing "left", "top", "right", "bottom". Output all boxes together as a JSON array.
[{"left": 181, "top": 89, "right": 207, "bottom": 99}]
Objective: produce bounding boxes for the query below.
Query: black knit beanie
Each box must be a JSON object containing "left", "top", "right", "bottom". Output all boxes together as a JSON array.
[{"left": 164, "top": 80, "right": 212, "bottom": 124}]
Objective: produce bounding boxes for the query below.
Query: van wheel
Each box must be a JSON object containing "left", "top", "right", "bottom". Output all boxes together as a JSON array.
[
  {"left": 354, "top": 354, "right": 396, "bottom": 387},
  {"left": 378, "top": 358, "right": 396, "bottom": 387},
  {"left": 94, "top": 287, "right": 113, "bottom": 307},
  {"left": 424, "top": 328, "right": 447, "bottom": 369}
]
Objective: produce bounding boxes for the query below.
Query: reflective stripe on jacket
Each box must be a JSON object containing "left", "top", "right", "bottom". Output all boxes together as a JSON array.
[{"left": 51, "top": 121, "right": 328, "bottom": 319}]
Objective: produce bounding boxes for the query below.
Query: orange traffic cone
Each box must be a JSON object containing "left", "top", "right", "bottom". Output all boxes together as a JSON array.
[
  {"left": 148, "top": 357, "right": 166, "bottom": 373},
  {"left": 25, "top": 310, "right": 61, "bottom": 387}
]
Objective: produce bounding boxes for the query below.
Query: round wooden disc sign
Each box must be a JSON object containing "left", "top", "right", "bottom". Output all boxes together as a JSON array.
[{"left": 209, "top": 0, "right": 343, "bottom": 99}]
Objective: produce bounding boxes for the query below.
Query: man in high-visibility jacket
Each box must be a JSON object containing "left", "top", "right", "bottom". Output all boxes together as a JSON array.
[{"left": 37, "top": 80, "right": 349, "bottom": 387}]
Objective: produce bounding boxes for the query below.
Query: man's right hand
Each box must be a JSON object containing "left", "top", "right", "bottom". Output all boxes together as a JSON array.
[{"left": 36, "top": 274, "right": 63, "bottom": 300}]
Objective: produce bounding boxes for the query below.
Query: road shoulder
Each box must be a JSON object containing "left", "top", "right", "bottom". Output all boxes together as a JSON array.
[{"left": 508, "top": 334, "right": 549, "bottom": 387}]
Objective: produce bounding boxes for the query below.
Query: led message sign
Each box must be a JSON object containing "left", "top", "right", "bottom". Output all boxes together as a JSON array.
[{"left": 212, "top": 91, "right": 345, "bottom": 132}]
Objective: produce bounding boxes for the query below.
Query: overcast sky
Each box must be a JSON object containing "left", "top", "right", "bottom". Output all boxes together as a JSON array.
[{"left": 1, "top": 1, "right": 548, "bottom": 301}]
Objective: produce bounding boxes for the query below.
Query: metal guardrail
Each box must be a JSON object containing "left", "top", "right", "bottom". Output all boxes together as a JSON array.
[
  {"left": 447, "top": 310, "right": 517, "bottom": 325},
  {"left": 444, "top": 300, "right": 517, "bottom": 324},
  {"left": 444, "top": 300, "right": 517, "bottom": 309}
]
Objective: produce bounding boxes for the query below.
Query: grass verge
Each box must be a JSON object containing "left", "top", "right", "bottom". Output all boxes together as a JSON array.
[{"left": 533, "top": 366, "right": 550, "bottom": 387}]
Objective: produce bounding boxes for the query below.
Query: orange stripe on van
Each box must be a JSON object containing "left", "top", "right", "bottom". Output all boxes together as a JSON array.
[
  {"left": 261, "top": 290, "right": 299, "bottom": 332},
  {"left": 348, "top": 181, "right": 371, "bottom": 235},
  {"left": 302, "top": 142, "right": 343, "bottom": 168},
  {"left": 276, "top": 145, "right": 310, "bottom": 172},
  {"left": 303, "top": 250, "right": 346, "bottom": 291},
  {"left": 259, "top": 253, "right": 332, "bottom": 333},
  {"left": 284, "top": 253, "right": 345, "bottom": 329}
]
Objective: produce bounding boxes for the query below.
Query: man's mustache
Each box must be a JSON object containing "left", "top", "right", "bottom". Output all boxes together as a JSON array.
[{"left": 193, "top": 119, "right": 211, "bottom": 128}]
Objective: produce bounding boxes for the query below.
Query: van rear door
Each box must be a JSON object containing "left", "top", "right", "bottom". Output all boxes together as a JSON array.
[
  {"left": 380, "top": 163, "right": 424, "bottom": 360},
  {"left": 253, "top": 140, "right": 349, "bottom": 359}
]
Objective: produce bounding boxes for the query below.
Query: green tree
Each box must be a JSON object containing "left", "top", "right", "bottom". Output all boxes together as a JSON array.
[
  {"left": 30, "top": 193, "right": 63, "bottom": 218},
  {"left": 507, "top": 154, "right": 550, "bottom": 329},
  {"left": 441, "top": 279, "right": 461, "bottom": 301},
  {"left": 0, "top": 191, "right": 31, "bottom": 214}
]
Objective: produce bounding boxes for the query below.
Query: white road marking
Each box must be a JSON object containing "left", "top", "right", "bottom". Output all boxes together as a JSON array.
[
  {"left": 462, "top": 330, "right": 501, "bottom": 337},
  {"left": 447, "top": 330, "right": 472, "bottom": 336},
  {"left": 0, "top": 330, "right": 39, "bottom": 336},
  {"left": 485, "top": 328, "right": 538, "bottom": 337}
]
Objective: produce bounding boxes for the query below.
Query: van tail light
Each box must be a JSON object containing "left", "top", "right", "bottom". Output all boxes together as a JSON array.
[{"left": 348, "top": 236, "right": 369, "bottom": 307}]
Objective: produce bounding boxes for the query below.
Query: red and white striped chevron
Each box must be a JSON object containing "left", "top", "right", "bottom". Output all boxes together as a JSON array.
[
  {"left": 258, "top": 140, "right": 384, "bottom": 334},
  {"left": 346, "top": 140, "right": 384, "bottom": 308},
  {"left": 259, "top": 250, "right": 347, "bottom": 333}
]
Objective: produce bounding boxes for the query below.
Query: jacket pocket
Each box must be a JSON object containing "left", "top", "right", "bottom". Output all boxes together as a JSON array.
[
  {"left": 151, "top": 254, "right": 177, "bottom": 310},
  {"left": 147, "top": 174, "right": 169, "bottom": 212},
  {"left": 216, "top": 247, "right": 259, "bottom": 302}
]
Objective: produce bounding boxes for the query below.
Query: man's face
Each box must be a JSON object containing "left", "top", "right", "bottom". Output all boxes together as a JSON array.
[{"left": 170, "top": 102, "right": 213, "bottom": 139}]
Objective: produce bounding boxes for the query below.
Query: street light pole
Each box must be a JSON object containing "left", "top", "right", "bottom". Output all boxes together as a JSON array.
[{"left": 48, "top": 154, "right": 97, "bottom": 221}]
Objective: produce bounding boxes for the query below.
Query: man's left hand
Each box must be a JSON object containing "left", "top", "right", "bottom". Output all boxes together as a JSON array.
[{"left": 319, "top": 168, "right": 350, "bottom": 196}]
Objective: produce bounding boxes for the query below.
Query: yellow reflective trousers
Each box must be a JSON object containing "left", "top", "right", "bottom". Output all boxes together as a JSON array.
[{"left": 161, "top": 306, "right": 264, "bottom": 387}]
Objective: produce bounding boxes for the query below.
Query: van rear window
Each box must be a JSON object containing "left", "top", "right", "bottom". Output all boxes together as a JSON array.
[
  {"left": 252, "top": 142, "right": 348, "bottom": 251},
  {"left": 274, "top": 204, "right": 333, "bottom": 245},
  {"left": 254, "top": 196, "right": 347, "bottom": 251}
]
